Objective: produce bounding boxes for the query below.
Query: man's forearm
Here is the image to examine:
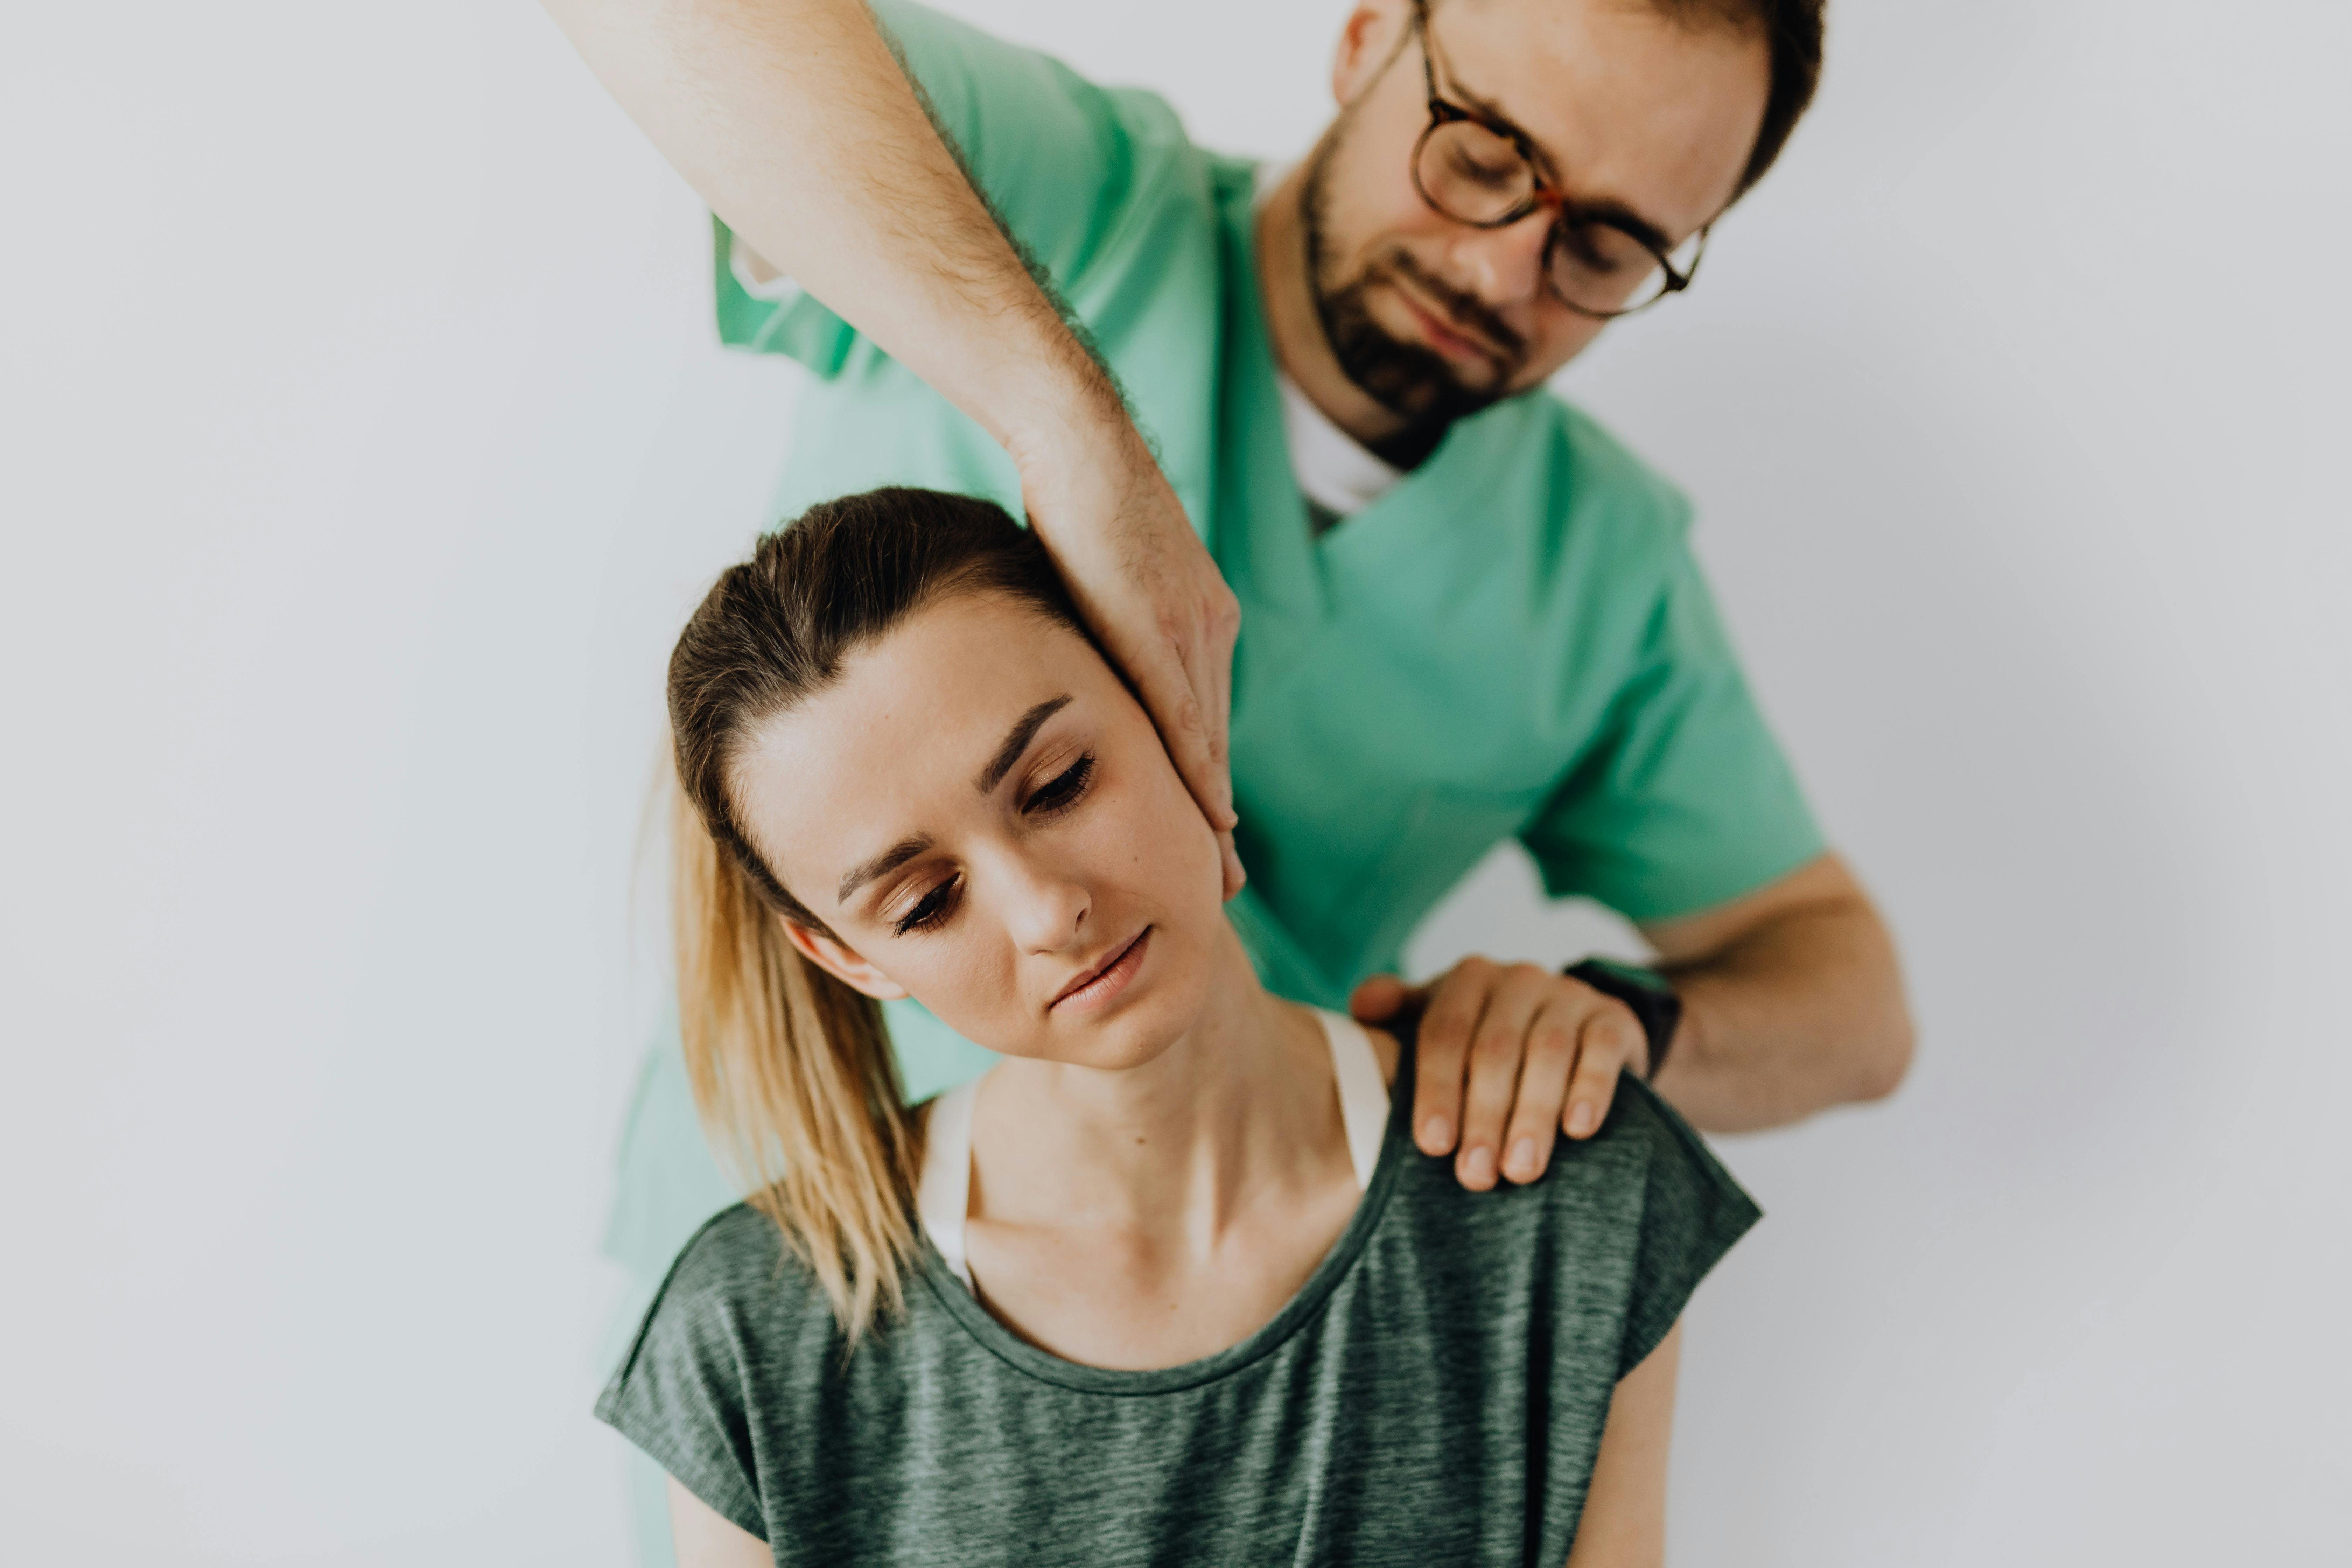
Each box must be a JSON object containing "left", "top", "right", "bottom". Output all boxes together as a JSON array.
[
  {"left": 540, "top": 0, "right": 1122, "bottom": 459},
  {"left": 544, "top": 0, "right": 1243, "bottom": 867},
  {"left": 1645, "top": 861, "right": 1914, "bottom": 1133}
]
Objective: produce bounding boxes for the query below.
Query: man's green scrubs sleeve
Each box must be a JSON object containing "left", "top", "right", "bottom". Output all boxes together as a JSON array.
[
  {"left": 1518, "top": 539, "right": 1825, "bottom": 923},
  {"left": 711, "top": 0, "right": 1142, "bottom": 374}
]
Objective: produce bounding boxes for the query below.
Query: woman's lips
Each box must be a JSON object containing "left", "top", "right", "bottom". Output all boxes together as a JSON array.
[{"left": 1050, "top": 927, "right": 1152, "bottom": 1015}]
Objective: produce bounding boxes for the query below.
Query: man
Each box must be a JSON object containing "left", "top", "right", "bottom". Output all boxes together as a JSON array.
[{"left": 558, "top": 0, "right": 1909, "bottom": 1526}]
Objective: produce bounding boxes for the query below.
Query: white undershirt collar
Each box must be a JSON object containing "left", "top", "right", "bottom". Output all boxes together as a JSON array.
[
  {"left": 1253, "top": 161, "right": 1405, "bottom": 520},
  {"left": 1277, "top": 371, "right": 1404, "bottom": 520}
]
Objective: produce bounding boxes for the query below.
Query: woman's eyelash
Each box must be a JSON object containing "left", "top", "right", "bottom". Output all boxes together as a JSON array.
[
  {"left": 889, "top": 755, "right": 1093, "bottom": 936},
  {"left": 892, "top": 875, "right": 960, "bottom": 936},
  {"left": 1026, "top": 753, "right": 1095, "bottom": 815}
]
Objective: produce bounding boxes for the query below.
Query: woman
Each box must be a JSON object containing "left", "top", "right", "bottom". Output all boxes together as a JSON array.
[{"left": 600, "top": 488, "right": 1758, "bottom": 1566}]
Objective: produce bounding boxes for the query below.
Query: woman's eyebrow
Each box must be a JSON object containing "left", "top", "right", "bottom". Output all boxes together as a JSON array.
[
  {"left": 834, "top": 696, "right": 1075, "bottom": 908},
  {"left": 837, "top": 834, "right": 934, "bottom": 906},
  {"left": 973, "top": 694, "right": 1073, "bottom": 794}
]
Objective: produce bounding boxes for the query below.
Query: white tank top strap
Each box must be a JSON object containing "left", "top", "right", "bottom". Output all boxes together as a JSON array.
[
  {"left": 1314, "top": 1008, "right": 1392, "bottom": 1192},
  {"left": 915, "top": 1077, "right": 980, "bottom": 1289}
]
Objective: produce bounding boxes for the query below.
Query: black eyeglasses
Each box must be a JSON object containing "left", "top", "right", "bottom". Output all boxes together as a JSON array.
[{"left": 1408, "top": 1, "right": 1706, "bottom": 319}]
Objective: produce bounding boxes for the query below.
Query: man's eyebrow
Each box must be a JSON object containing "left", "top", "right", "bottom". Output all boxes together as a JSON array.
[
  {"left": 1443, "top": 70, "right": 1676, "bottom": 254},
  {"left": 974, "top": 695, "right": 1073, "bottom": 795},
  {"left": 837, "top": 834, "right": 933, "bottom": 906}
]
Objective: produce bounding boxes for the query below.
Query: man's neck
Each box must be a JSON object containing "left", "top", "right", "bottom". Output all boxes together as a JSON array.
[
  {"left": 970, "top": 926, "right": 1346, "bottom": 1252},
  {"left": 1255, "top": 164, "right": 1417, "bottom": 458}
]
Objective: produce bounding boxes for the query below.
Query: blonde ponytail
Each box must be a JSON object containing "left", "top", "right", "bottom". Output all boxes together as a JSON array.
[
  {"left": 663, "top": 488, "right": 1088, "bottom": 1340},
  {"left": 671, "top": 781, "right": 923, "bottom": 1341}
]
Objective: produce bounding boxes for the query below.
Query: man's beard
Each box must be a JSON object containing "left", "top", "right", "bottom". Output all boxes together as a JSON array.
[{"left": 1298, "top": 128, "right": 1530, "bottom": 466}]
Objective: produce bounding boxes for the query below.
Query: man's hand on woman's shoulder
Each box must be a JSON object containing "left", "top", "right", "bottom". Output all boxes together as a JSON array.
[{"left": 1352, "top": 958, "right": 1648, "bottom": 1192}]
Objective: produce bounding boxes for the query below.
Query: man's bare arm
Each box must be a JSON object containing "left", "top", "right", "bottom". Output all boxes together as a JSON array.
[
  {"left": 1642, "top": 851, "right": 1914, "bottom": 1132},
  {"left": 539, "top": 0, "right": 1242, "bottom": 887},
  {"left": 541, "top": 0, "right": 1092, "bottom": 458}
]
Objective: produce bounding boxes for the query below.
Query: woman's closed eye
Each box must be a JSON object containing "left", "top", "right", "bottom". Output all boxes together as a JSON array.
[
  {"left": 888, "top": 756, "right": 1096, "bottom": 937},
  {"left": 1024, "top": 752, "right": 1095, "bottom": 816},
  {"left": 892, "top": 874, "right": 961, "bottom": 936}
]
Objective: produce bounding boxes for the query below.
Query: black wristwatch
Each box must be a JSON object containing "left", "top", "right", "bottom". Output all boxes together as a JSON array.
[{"left": 1563, "top": 959, "right": 1682, "bottom": 1081}]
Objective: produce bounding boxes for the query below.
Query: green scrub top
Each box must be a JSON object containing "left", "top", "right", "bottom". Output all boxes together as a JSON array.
[{"left": 604, "top": 0, "right": 1822, "bottom": 1289}]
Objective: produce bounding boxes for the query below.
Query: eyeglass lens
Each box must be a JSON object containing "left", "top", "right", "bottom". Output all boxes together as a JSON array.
[{"left": 1416, "top": 118, "right": 1677, "bottom": 316}]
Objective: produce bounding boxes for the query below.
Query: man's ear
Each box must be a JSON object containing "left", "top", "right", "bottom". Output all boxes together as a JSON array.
[
  {"left": 782, "top": 918, "right": 911, "bottom": 1002},
  {"left": 1333, "top": 0, "right": 1409, "bottom": 105}
]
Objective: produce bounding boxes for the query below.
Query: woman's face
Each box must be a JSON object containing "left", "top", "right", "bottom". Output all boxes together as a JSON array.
[{"left": 731, "top": 590, "right": 1228, "bottom": 1070}]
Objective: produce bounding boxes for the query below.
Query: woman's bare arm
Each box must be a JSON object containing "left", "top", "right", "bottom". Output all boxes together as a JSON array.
[
  {"left": 1564, "top": 1321, "right": 1681, "bottom": 1568},
  {"left": 668, "top": 1475, "right": 771, "bottom": 1568},
  {"left": 538, "top": 0, "right": 1240, "bottom": 888}
]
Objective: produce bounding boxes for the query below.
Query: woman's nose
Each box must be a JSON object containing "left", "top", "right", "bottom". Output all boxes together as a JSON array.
[{"left": 999, "top": 856, "right": 1091, "bottom": 954}]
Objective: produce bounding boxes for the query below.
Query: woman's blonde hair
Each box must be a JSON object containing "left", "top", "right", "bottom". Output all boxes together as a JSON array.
[{"left": 666, "top": 487, "right": 1090, "bottom": 1340}]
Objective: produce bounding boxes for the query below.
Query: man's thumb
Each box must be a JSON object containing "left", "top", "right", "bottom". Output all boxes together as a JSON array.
[{"left": 1350, "top": 974, "right": 1412, "bottom": 1021}]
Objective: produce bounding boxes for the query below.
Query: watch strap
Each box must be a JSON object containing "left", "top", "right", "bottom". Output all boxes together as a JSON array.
[{"left": 1563, "top": 958, "right": 1682, "bottom": 1081}]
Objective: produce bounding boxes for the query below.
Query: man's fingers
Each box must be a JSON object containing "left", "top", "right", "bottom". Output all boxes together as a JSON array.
[
  {"left": 1217, "top": 830, "right": 1246, "bottom": 899},
  {"left": 1139, "top": 662, "right": 1215, "bottom": 800},
  {"left": 1038, "top": 463, "right": 1238, "bottom": 835},
  {"left": 1410, "top": 959, "right": 1493, "bottom": 1160},
  {"left": 1164, "top": 577, "right": 1240, "bottom": 828},
  {"left": 1454, "top": 964, "right": 1553, "bottom": 1192},
  {"left": 1563, "top": 1004, "right": 1639, "bottom": 1141},
  {"left": 1498, "top": 1000, "right": 1580, "bottom": 1184},
  {"left": 1185, "top": 585, "right": 1240, "bottom": 815},
  {"left": 1348, "top": 973, "right": 1418, "bottom": 1024},
  {"left": 1135, "top": 657, "right": 1238, "bottom": 838}
]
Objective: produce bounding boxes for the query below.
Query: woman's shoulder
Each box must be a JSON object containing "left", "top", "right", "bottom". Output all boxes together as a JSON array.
[
  {"left": 1581, "top": 1078, "right": 1760, "bottom": 1372},
  {"left": 596, "top": 1204, "right": 836, "bottom": 1541},
  {"left": 1385, "top": 1070, "right": 1748, "bottom": 1219},
  {"left": 665, "top": 1202, "right": 792, "bottom": 1288},
  {"left": 1483, "top": 1074, "right": 1759, "bottom": 1243},
  {"left": 614, "top": 1204, "right": 848, "bottom": 1382},
  {"left": 1595, "top": 1074, "right": 1754, "bottom": 1196},
  {"left": 1364, "top": 1014, "right": 1748, "bottom": 1230},
  {"left": 1379, "top": 1067, "right": 1760, "bottom": 1378}
]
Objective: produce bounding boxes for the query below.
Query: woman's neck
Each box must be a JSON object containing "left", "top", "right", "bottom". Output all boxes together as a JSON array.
[{"left": 968, "top": 926, "right": 1345, "bottom": 1253}]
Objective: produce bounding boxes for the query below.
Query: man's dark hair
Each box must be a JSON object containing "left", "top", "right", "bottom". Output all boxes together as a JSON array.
[{"left": 1654, "top": 0, "right": 1826, "bottom": 194}]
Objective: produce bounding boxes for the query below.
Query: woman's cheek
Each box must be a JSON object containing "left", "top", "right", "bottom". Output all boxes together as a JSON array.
[{"left": 884, "top": 932, "right": 1001, "bottom": 1038}]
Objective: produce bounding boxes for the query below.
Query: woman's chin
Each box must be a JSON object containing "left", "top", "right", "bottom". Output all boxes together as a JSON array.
[
  {"left": 926, "top": 923, "right": 1220, "bottom": 1072},
  {"left": 1055, "top": 983, "right": 1204, "bottom": 1071},
  {"left": 1008, "top": 973, "right": 1210, "bottom": 1073}
]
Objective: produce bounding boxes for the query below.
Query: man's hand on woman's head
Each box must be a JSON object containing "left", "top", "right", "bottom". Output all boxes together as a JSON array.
[
  {"left": 1016, "top": 416, "right": 1246, "bottom": 897},
  {"left": 1352, "top": 958, "right": 1648, "bottom": 1192},
  {"left": 543, "top": 0, "right": 1244, "bottom": 902}
]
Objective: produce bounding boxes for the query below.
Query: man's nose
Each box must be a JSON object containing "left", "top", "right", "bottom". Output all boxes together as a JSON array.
[{"left": 1450, "top": 210, "right": 1553, "bottom": 307}]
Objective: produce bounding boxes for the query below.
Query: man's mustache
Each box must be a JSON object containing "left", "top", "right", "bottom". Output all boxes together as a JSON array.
[{"left": 1375, "top": 250, "right": 1528, "bottom": 366}]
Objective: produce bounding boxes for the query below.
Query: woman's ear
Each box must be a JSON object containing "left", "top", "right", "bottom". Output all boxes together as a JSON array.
[{"left": 782, "top": 919, "right": 911, "bottom": 1002}]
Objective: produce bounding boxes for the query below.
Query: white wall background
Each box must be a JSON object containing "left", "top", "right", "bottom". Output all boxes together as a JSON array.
[{"left": 3, "top": 1, "right": 2345, "bottom": 1562}]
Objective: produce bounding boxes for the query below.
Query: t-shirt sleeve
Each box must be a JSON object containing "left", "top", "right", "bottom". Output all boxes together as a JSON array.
[
  {"left": 594, "top": 1216, "right": 769, "bottom": 1541},
  {"left": 713, "top": 0, "right": 1147, "bottom": 375},
  {"left": 1518, "top": 538, "right": 1826, "bottom": 923},
  {"left": 1614, "top": 1083, "right": 1762, "bottom": 1378}
]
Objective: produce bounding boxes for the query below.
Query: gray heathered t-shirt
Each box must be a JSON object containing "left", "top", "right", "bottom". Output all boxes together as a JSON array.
[{"left": 596, "top": 1051, "right": 1758, "bottom": 1566}]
